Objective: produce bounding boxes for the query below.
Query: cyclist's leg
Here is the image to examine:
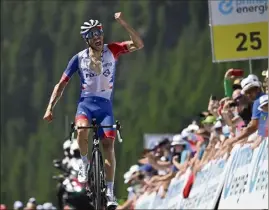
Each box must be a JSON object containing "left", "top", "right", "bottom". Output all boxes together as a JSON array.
[
  {"left": 95, "top": 99, "right": 116, "bottom": 198},
  {"left": 75, "top": 98, "right": 92, "bottom": 158}
]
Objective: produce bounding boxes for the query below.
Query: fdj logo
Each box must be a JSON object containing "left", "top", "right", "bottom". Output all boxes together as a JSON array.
[
  {"left": 103, "top": 69, "right": 111, "bottom": 77},
  {"left": 219, "top": 0, "right": 233, "bottom": 15}
]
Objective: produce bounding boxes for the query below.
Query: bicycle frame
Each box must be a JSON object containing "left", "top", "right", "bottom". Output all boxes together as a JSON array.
[{"left": 69, "top": 119, "right": 122, "bottom": 210}]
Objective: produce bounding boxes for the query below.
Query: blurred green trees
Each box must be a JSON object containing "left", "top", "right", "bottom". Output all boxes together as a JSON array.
[{"left": 1, "top": 0, "right": 267, "bottom": 206}]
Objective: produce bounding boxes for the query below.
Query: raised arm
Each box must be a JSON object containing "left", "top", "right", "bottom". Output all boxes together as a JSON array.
[
  {"left": 114, "top": 12, "right": 144, "bottom": 52},
  {"left": 43, "top": 55, "right": 78, "bottom": 122}
]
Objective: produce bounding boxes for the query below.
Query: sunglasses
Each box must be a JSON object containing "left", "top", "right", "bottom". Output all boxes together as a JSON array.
[
  {"left": 85, "top": 29, "right": 103, "bottom": 39},
  {"left": 233, "top": 94, "right": 243, "bottom": 103}
]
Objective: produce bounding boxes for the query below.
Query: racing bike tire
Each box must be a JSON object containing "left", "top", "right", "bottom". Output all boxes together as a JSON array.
[{"left": 93, "top": 149, "right": 102, "bottom": 210}]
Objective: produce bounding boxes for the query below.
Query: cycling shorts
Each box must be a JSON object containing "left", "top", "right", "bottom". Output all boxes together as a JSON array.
[{"left": 75, "top": 96, "right": 115, "bottom": 140}]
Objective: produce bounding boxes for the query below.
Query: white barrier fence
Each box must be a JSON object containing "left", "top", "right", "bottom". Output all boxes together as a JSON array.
[{"left": 135, "top": 138, "right": 268, "bottom": 209}]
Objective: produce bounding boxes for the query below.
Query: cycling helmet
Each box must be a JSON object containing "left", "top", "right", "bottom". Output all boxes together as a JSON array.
[{"left": 80, "top": 19, "right": 102, "bottom": 39}]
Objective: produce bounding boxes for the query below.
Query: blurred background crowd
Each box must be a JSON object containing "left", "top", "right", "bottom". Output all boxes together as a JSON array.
[
  {"left": 0, "top": 198, "right": 56, "bottom": 210},
  {"left": 116, "top": 69, "right": 268, "bottom": 209}
]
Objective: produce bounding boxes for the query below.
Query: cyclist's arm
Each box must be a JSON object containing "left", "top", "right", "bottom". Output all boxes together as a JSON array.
[
  {"left": 46, "top": 55, "right": 78, "bottom": 111},
  {"left": 119, "top": 19, "right": 144, "bottom": 52}
]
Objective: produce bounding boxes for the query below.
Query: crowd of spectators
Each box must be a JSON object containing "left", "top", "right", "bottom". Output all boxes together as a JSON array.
[
  {"left": 0, "top": 198, "right": 56, "bottom": 210},
  {"left": 117, "top": 68, "right": 268, "bottom": 210}
]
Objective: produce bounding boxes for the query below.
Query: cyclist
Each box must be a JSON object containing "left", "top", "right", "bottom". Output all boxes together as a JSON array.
[{"left": 43, "top": 12, "right": 144, "bottom": 208}]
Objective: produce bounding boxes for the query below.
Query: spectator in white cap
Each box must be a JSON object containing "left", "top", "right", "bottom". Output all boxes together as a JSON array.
[
  {"left": 240, "top": 74, "right": 262, "bottom": 99},
  {"left": 42, "top": 203, "right": 53, "bottom": 210},
  {"left": 28, "top": 198, "right": 36, "bottom": 204},
  {"left": 24, "top": 201, "right": 36, "bottom": 210},
  {"left": 171, "top": 134, "right": 191, "bottom": 174},
  {"left": 224, "top": 74, "right": 268, "bottom": 146},
  {"left": 14, "top": 201, "right": 24, "bottom": 210},
  {"left": 187, "top": 123, "right": 199, "bottom": 133},
  {"left": 123, "top": 165, "right": 140, "bottom": 184}
]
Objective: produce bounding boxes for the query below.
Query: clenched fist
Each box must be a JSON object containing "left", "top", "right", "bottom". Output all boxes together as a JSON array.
[
  {"left": 114, "top": 12, "right": 123, "bottom": 20},
  {"left": 114, "top": 12, "right": 125, "bottom": 25}
]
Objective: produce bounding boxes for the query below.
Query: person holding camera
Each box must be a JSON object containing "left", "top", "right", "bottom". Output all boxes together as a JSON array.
[
  {"left": 221, "top": 89, "right": 252, "bottom": 136},
  {"left": 224, "top": 68, "right": 244, "bottom": 97}
]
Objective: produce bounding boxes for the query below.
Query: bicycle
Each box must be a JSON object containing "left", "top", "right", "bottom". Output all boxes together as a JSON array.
[{"left": 69, "top": 118, "right": 123, "bottom": 210}]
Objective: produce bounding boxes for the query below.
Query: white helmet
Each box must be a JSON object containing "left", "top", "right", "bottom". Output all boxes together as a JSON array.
[
  {"left": 187, "top": 124, "right": 199, "bottom": 132},
  {"left": 70, "top": 140, "right": 79, "bottom": 156},
  {"left": 63, "top": 140, "right": 71, "bottom": 150},
  {"left": 181, "top": 128, "right": 190, "bottom": 139},
  {"left": 171, "top": 134, "right": 187, "bottom": 146},
  {"left": 80, "top": 19, "right": 102, "bottom": 39}
]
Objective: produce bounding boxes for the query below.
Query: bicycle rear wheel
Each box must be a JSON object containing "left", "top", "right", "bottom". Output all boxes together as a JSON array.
[{"left": 93, "top": 149, "right": 102, "bottom": 210}]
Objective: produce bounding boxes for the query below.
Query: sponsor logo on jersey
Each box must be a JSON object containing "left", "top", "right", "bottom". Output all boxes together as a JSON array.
[
  {"left": 103, "top": 62, "right": 112, "bottom": 68},
  {"left": 103, "top": 69, "right": 111, "bottom": 77}
]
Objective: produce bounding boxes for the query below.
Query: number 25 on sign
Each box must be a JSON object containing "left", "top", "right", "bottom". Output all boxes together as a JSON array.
[{"left": 212, "top": 22, "right": 268, "bottom": 61}]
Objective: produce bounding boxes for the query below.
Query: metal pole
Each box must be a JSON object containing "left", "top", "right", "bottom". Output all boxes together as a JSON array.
[
  {"left": 248, "top": 59, "right": 253, "bottom": 74},
  {"left": 208, "top": 0, "right": 216, "bottom": 63}
]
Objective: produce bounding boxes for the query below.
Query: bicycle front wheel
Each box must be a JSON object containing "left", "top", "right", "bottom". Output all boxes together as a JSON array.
[{"left": 93, "top": 150, "right": 102, "bottom": 210}]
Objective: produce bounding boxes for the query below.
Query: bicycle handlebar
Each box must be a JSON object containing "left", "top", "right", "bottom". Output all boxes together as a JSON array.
[{"left": 70, "top": 120, "right": 123, "bottom": 143}]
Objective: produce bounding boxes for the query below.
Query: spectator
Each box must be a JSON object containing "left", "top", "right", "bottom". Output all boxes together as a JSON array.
[
  {"left": 232, "top": 89, "right": 252, "bottom": 125},
  {"left": 224, "top": 74, "right": 268, "bottom": 146},
  {"left": 208, "top": 95, "right": 220, "bottom": 117},
  {"left": 251, "top": 94, "right": 269, "bottom": 149},
  {"left": 171, "top": 135, "right": 191, "bottom": 175},
  {"left": 24, "top": 203, "right": 36, "bottom": 210},
  {"left": 0, "top": 204, "right": 7, "bottom": 210},
  {"left": 14, "top": 201, "right": 24, "bottom": 210},
  {"left": 117, "top": 165, "right": 145, "bottom": 210},
  {"left": 221, "top": 89, "right": 252, "bottom": 137},
  {"left": 201, "top": 115, "right": 216, "bottom": 133},
  {"left": 28, "top": 198, "right": 36, "bottom": 205},
  {"left": 123, "top": 165, "right": 140, "bottom": 184},
  {"left": 24, "top": 198, "right": 37, "bottom": 210}
]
